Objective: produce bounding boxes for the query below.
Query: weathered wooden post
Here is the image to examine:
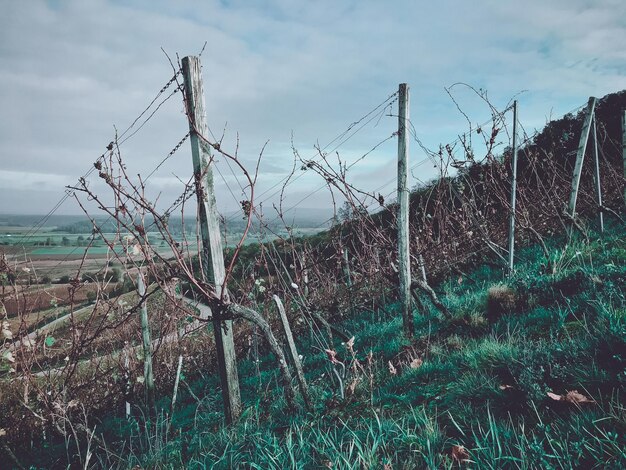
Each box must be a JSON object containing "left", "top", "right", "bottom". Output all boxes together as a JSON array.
[
  {"left": 273, "top": 295, "right": 311, "bottom": 409},
  {"left": 137, "top": 273, "right": 155, "bottom": 411},
  {"left": 182, "top": 55, "right": 241, "bottom": 423},
  {"left": 342, "top": 248, "right": 352, "bottom": 289},
  {"left": 301, "top": 252, "right": 309, "bottom": 298},
  {"left": 591, "top": 113, "right": 604, "bottom": 232},
  {"left": 124, "top": 348, "right": 131, "bottom": 419},
  {"left": 507, "top": 100, "right": 519, "bottom": 274},
  {"left": 418, "top": 254, "right": 427, "bottom": 283},
  {"left": 622, "top": 110, "right": 626, "bottom": 207},
  {"left": 568, "top": 97, "right": 596, "bottom": 221},
  {"left": 397, "top": 83, "right": 414, "bottom": 337}
]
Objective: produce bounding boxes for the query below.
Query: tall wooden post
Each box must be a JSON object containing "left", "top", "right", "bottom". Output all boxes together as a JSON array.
[
  {"left": 622, "top": 110, "right": 626, "bottom": 207},
  {"left": 182, "top": 56, "right": 241, "bottom": 423},
  {"left": 507, "top": 100, "right": 519, "bottom": 274},
  {"left": 568, "top": 97, "right": 597, "bottom": 220},
  {"left": 138, "top": 273, "right": 155, "bottom": 411},
  {"left": 591, "top": 114, "right": 604, "bottom": 232},
  {"left": 397, "top": 83, "right": 413, "bottom": 338}
]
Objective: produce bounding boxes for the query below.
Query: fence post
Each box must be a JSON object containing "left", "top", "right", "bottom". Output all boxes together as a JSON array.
[
  {"left": 182, "top": 55, "right": 241, "bottom": 424},
  {"left": 124, "top": 348, "right": 131, "bottom": 419},
  {"left": 591, "top": 113, "right": 604, "bottom": 232},
  {"left": 397, "top": 83, "right": 414, "bottom": 338},
  {"left": 138, "top": 273, "right": 155, "bottom": 411},
  {"left": 568, "top": 97, "right": 597, "bottom": 221},
  {"left": 507, "top": 100, "right": 519, "bottom": 275},
  {"left": 622, "top": 110, "right": 626, "bottom": 207},
  {"left": 418, "top": 253, "right": 427, "bottom": 283}
]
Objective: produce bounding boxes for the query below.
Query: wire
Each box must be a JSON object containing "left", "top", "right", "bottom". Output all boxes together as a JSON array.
[{"left": 225, "top": 91, "right": 399, "bottom": 223}]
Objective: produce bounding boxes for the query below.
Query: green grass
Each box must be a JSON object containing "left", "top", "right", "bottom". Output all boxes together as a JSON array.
[{"left": 19, "top": 222, "right": 626, "bottom": 469}]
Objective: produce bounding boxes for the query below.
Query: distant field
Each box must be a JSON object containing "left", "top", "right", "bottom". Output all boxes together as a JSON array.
[{"left": 31, "top": 246, "right": 123, "bottom": 255}]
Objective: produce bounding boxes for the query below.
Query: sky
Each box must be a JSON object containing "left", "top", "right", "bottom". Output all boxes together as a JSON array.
[{"left": 0, "top": 0, "right": 624, "bottom": 221}]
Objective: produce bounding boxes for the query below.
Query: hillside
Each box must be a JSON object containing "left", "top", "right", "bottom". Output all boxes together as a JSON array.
[{"left": 19, "top": 221, "right": 625, "bottom": 468}]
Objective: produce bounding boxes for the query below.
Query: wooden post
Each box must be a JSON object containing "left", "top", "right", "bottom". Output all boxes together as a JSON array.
[
  {"left": 397, "top": 83, "right": 414, "bottom": 337},
  {"left": 591, "top": 114, "right": 604, "bottom": 232},
  {"left": 622, "top": 110, "right": 626, "bottom": 207},
  {"left": 171, "top": 355, "right": 183, "bottom": 413},
  {"left": 418, "top": 254, "right": 427, "bottom": 283},
  {"left": 182, "top": 56, "right": 241, "bottom": 423},
  {"left": 273, "top": 295, "right": 311, "bottom": 409},
  {"left": 301, "top": 252, "right": 309, "bottom": 298},
  {"left": 507, "top": 100, "right": 519, "bottom": 274},
  {"left": 342, "top": 248, "right": 352, "bottom": 288},
  {"left": 138, "top": 273, "right": 155, "bottom": 411},
  {"left": 124, "top": 349, "right": 131, "bottom": 419},
  {"left": 568, "top": 97, "right": 597, "bottom": 220}
]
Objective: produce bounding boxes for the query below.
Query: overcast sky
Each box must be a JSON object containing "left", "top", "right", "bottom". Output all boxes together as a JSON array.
[{"left": 0, "top": 0, "right": 624, "bottom": 220}]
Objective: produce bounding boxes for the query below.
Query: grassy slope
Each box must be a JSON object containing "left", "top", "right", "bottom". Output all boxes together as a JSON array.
[{"left": 89, "top": 220, "right": 625, "bottom": 470}]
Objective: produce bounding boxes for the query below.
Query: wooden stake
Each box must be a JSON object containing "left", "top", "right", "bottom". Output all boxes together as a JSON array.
[
  {"left": 508, "top": 100, "right": 519, "bottom": 275},
  {"left": 124, "top": 349, "right": 131, "bottom": 419},
  {"left": 171, "top": 355, "right": 183, "bottom": 414},
  {"left": 273, "top": 295, "right": 311, "bottom": 409},
  {"left": 397, "top": 83, "right": 414, "bottom": 337},
  {"left": 568, "top": 97, "right": 597, "bottom": 220},
  {"left": 591, "top": 114, "right": 604, "bottom": 232},
  {"left": 418, "top": 254, "right": 427, "bottom": 283},
  {"left": 622, "top": 110, "right": 626, "bottom": 207},
  {"left": 182, "top": 56, "right": 241, "bottom": 423},
  {"left": 138, "top": 273, "right": 155, "bottom": 411}
]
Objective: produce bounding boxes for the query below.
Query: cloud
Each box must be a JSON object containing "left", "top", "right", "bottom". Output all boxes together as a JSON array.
[{"left": 0, "top": 0, "right": 624, "bottom": 216}]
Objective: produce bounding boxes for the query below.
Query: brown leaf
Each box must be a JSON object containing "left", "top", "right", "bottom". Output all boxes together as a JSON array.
[
  {"left": 451, "top": 444, "right": 470, "bottom": 463},
  {"left": 499, "top": 384, "right": 514, "bottom": 391},
  {"left": 409, "top": 358, "right": 423, "bottom": 369},
  {"left": 547, "top": 392, "right": 563, "bottom": 401},
  {"left": 388, "top": 361, "right": 397, "bottom": 375},
  {"left": 346, "top": 336, "right": 355, "bottom": 351},
  {"left": 325, "top": 349, "right": 341, "bottom": 365},
  {"left": 547, "top": 390, "right": 594, "bottom": 405},
  {"left": 347, "top": 378, "right": 359, "bottom": 396},
  {"left": 564, "top": 390, "right": 594, "bottom": 405}
]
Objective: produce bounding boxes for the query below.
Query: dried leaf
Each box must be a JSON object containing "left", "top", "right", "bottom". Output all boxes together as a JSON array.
[
  {"left": 409, "top": 358, "right": 423, "bottom": 369},
  {"left": 499, "top": 384, "right": 514, "bottom": 391},
  {"left": 565, "top": 390, "right": 594, "bottom": 404},
  {"left": 547, "top": 390, "right": 594, "bottom": 405},
  {"left": 346, "top": 336, "right": 355, "bottom": 350},
  {"left": 547, "top": 392, "right": 563, "bottom": 401},
  {"left": 0, "top": 428, "right": 6, "bottom": 437},
  {"left": 451, "top": 444, "right": 470, "bottom": 463},
  {"left": 388, "top": 361, "right": 397, "bottom": 376},
  {"left": 3, "top": 351, "right": 15, "bottom": 363},
  {"left": 325, "top": 349, "right": 340, "bottom": 365},
  {"left": 346, "top": 378, "right": 359, "bottom": 396}
]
